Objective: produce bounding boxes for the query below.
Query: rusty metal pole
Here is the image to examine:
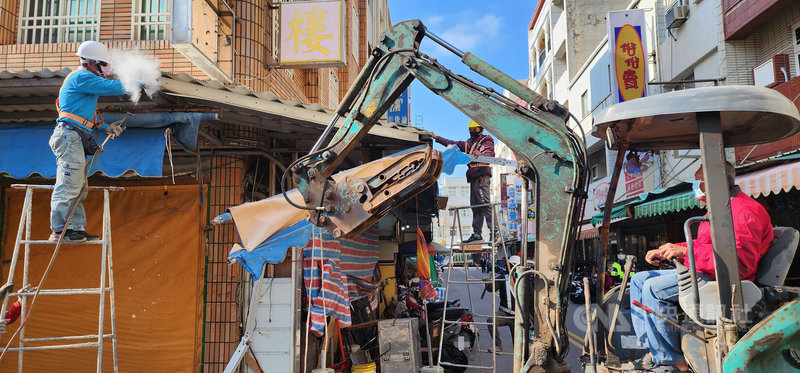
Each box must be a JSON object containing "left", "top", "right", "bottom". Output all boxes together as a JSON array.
[
  {"left": 513, "top": 179, "right": 530, "bottom": 372},
  {"left": 596, "top": 122, "right": 631, "bottom": 360},
  {"left": 583, "top": 277, "right": 596, "bottom": 372},
  {"left": 696, "top": 112, "right": 744, "bottom": 325}
]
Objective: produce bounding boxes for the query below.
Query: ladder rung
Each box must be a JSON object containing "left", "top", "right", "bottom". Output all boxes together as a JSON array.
[
  {"left": 439, "top": 361, "right": 494, "bottom": 369},
  {"left": 474, "top": 314, "right": 515, "bottom": 319},
  {"left": 11, "top": 288, "right": 110, "bottom": 296},
  {"left": 477, "top": 349, "right": 514, "bottom": 356},
  {"left": 443, "top": 320, "right": 493, "bottom": 326},
  {"left": 11, "top": 184, "right": 124, "bottom": 191},
  {"left": 446, "top": 280, "right": 491, "bottom": 285},
  {"left": 19, "top": 239, "right": 104, "bottom": 245},
  {"left": 452, "top": 241, "right": 493, "bottom": 246},
  {"left": 23, "top": 334, "right": 113, "bottom": 342},
  {"left": 6, "top": 341, "right": 101, "bottom": 351}
]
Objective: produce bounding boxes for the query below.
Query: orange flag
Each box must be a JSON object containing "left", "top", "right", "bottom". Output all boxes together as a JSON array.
[
  {"left": 416, "top": 227, "right": 436, "bottom": 300},
  {"left": 416, "top": 227, "right": 431, "bottom": 279}
]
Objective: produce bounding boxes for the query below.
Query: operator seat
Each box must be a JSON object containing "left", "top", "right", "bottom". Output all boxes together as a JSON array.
[{"left": 676, "top": 226, "right": 799, "bottom": 325}]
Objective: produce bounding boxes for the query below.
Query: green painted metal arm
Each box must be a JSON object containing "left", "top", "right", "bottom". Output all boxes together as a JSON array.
[{"left": 292, "top": 20, "right": 589, "bottom": 369}]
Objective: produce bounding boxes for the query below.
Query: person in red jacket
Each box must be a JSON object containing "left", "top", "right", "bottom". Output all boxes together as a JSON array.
[
  {"left": 430, "top": 120, "right": 496, "bottom": 243},
  {"left": 629, "top": 162, "right": 773, "bottom": 372}
]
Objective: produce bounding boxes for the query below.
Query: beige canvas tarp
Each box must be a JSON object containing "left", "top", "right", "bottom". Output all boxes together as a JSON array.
[{"left": 0, "top": 185, "right": 204, "bottom": 372}]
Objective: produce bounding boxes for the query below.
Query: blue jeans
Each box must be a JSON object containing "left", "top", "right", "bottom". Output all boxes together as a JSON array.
[
  {"left": 630, "top": 270, "right": 683, "bottom": 365},
  {"left": 49, "top": 127, "right": 88, "bottom": 232}
]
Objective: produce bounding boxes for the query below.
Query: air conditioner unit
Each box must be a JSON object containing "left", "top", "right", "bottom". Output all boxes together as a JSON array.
[
  {"left": 752, "top": 54, "right": 790, "bottom": 88},
  {"left": 666, "top": 5, "right": 689, "bottom": 29}
]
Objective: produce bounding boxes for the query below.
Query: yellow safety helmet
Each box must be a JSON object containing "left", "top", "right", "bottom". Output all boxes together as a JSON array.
[{"left": 468, "top": 120, "right": 481, "bottom": 129}]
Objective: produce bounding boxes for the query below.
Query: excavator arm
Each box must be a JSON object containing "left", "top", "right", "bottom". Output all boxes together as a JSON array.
[{"left": 288, "top": 20, "right": 589, "bottom": 372}]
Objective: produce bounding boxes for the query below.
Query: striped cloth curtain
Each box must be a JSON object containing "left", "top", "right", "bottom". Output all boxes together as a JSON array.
[{"left": 303, "top": 225, "right": 380, "bottom": 336}]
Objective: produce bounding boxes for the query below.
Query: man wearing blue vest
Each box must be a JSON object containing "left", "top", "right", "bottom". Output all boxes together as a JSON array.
[{"left": 49, "top": 40, "right": 128, "bottom": 242}]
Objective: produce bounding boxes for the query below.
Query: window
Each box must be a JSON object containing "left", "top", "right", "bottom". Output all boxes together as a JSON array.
[
  {"left": 351, "top": 3, "right": 359, "bottom": 61},
  {"left": 794, "top": 22, "right": 800, "bottom": 77},
  {"left": 588, "top": 149, "right": 607, "bottom": 180},
  {"left": 328, "top": 69, "right": 339, "bottom": 108},
  {"left": 133, "top": 0, "right": 170, "bottom": 41},
  {"left": 460, "top": 188, "right": 467, "bottom": 197},
  {"left": 271, "top": 7, "right": 280, "bottom": 61},
  {"left": 581, "top": 90, "right": 589, "bottom": 118},
  {"left": 19, "top": 0, "right": 100, "bottom": 44}
]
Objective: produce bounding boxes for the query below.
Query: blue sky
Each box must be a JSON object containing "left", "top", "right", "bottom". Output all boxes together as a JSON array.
[{"left": 388, "top": 0, "right": 536, "bottom": 173}]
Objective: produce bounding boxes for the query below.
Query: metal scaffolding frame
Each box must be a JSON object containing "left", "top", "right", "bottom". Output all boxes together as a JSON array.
[
  {"left": 0, "top": 184, "right": 121, "bottom": 373},
  {"left": 437, "top": 202, "right": 514, "bottom": 372}
]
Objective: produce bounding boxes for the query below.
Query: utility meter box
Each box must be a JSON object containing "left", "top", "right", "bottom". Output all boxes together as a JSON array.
[{"left": 378, "top": 318, "right": 422, "bottom": 373}]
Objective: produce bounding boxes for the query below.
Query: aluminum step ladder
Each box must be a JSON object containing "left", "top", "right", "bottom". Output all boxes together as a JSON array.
[
  {"left": 436, "top": 202, "right": 514, "bottom": 372},
  {"left": 0, "top": 184, "right": 121, "bottom": 373}
]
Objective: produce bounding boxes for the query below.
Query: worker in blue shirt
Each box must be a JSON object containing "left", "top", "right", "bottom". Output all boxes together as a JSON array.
[{"left": 49, "top": 40, "right": 128, "bottom": 243}]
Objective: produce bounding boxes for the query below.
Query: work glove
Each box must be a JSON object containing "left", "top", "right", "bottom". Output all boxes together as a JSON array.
[{"left": 105, "top": 120, "right": 126, "bottom": 139}]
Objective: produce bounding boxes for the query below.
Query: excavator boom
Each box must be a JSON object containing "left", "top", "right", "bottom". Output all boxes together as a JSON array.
[{"left": 289, "top": 20, "right": 589, "bottom": 372}]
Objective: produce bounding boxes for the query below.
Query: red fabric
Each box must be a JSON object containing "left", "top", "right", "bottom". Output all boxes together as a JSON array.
[
  {"left": 679, "top": 193, "right": 773, "bottom": 281},
  {"left": 604, "top": 271, "right": 614, "bottom": 293},
  {"left": 4, "top": 301, "right": 21, "bottom": 324}
]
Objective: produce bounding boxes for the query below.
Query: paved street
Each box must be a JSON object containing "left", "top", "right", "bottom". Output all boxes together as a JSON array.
[{"left": 441, "top": 267, "right": 587, "bottom": 372}]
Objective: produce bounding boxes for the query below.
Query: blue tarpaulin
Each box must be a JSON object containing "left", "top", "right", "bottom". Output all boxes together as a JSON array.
[
  {"left": 228, "top": 220, "right": 314, "bottom": 279},
  {"left": 441, "top": 145, "right": 471, "bottom": 175},
  {"left": 0, "top": 123, "right": 166, "bottom": 178},
  {"left": 0, "top": 113, "right": 217, "bottom": 178}
]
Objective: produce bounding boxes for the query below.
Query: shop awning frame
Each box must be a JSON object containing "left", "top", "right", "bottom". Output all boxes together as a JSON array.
[
  {"left": 634, "top": 190, "right": 704, "bottom": 219},
  {"left": 590, "top": 204, "right": 631, "bottom": 225},
  {"left": 736, "top": 160, "right": 800, "bottom": 198}
]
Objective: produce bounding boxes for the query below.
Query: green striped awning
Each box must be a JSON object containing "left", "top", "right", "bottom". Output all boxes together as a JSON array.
[
  {"left": 590, "top": 205, "right": 630, "bottom": 225},
  {"left": 634, "top": 190, "right": 703, "bottom": 218}
]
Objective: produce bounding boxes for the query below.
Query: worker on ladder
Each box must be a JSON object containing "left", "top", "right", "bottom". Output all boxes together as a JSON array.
[
  {"left": 431, "top": 120, "right": 496, "bottom": 243},
  {"left": 49, "top": 40, "right": 128, "bottom": 243}
]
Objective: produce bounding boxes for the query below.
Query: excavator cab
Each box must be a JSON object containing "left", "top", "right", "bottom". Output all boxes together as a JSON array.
[{"left": 590, "top": 85, "right": 800, "bottom": 373}]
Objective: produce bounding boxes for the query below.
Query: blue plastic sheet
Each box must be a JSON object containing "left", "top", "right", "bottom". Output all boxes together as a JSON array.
[
  {"left": 103, "top": 112, "right": 216, "bottom": 152},
  {"left": 0, "top": 123, "right": 166, "bottom": 178},
  {"left": 441, "top": 145, "right": 471, "bottom": 175},
  {"left": 228, "top": 220, "right": 314, "bottom": 279}
]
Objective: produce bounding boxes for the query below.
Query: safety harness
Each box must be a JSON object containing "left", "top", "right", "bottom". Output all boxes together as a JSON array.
[
  {"left": 55, "top": 70, "right": 104, "bottom": 129},
  {"left": 467, "top": 135, "right": 489, "bottom": 168}
]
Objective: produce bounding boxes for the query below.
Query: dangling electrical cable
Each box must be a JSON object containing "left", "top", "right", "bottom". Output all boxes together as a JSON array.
[{"left": 165, "top": 128, "right": 175, "bottom": 184}]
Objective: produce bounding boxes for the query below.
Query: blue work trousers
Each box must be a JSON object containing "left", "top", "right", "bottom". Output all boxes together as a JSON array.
[
  {"left": 49, "top": 127, "right": 88, "bottom": 233},
  {"left": 630, "top": 270, "right": 684, "bottom": 365}
]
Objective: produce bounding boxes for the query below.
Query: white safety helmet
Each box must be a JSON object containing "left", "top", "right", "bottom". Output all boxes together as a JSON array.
[
  {"left": 76, "top": 40, "right": 111, "bottom": 64},
  {"left": 508, "top": 255, "right": 521, "bottom": 266}
]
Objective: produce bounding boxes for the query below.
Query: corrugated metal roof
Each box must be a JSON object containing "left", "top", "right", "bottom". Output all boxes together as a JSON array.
[{"left": 0, "top": 68, "right": 425, "bottom": 144}]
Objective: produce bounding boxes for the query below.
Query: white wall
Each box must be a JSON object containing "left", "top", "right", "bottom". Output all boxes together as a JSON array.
[
  {"left": 436, "top": 177, "right": 478, "bottom": 246},
  {"left": 723, "top": 3, "right": 800, "bottom": 85},
  {"left": 658, "top": 0, "right": 724, "bottom": 80}
]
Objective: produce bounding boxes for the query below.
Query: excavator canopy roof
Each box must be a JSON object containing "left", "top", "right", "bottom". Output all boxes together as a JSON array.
[{"left": 592, "top": 85, "right": 800, "bottom": 150}]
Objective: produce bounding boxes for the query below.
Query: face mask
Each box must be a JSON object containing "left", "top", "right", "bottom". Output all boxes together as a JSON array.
[
  {"left": 617, "top": 254, "right": 626, "bottom": 260},
  {"left": 469, "top": 130, "right": 480, "bottom": 139},
  {"left": 692, "top": 179, "right": 705, "bottom": 200},
  {"left": 100, "top": 65, "right": 112, "bottom": 77}
]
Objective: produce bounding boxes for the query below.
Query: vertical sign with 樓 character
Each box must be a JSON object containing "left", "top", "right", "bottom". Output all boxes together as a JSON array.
[
  {"left": 387, "top": 89, "right": 410, "bottom": 125},
  {"left": 280, "top": 0, "right": 345, "bottom": 67},
  {"left": 607, "top": 10, "right": 648, "bottom": 104}
]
